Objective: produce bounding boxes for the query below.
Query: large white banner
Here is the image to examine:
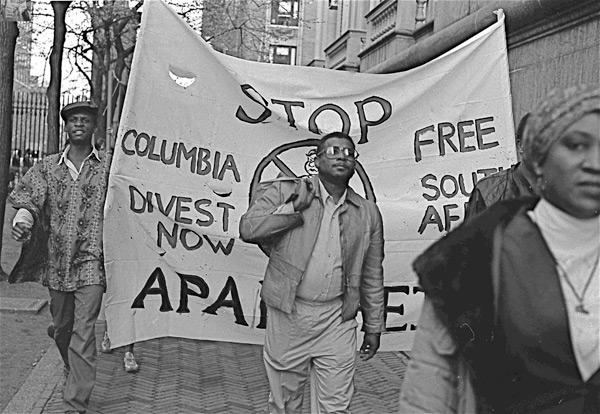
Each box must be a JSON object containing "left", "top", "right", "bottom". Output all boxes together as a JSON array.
[{"left": 104, "top": 0, "right": 515, "bottom": 351}]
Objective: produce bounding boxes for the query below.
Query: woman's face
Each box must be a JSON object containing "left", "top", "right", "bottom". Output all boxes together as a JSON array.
[{"left": 535, "top": 112, "right": 600, "bottom": 218}]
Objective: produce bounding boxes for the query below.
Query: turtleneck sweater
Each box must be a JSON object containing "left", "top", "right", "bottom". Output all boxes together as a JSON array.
[{"left": 528, "top": 199, "right": 600, "bottom": 382}]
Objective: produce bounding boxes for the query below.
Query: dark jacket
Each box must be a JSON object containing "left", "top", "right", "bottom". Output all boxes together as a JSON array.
[
  {"left": 8, "top": 215, "right": 48, "bottom": 284},
  {"left": 404, "top": 197, "right": 599, "bottom": 413},
  {"left": 414, "top": 198, "right": 534, "bottom": 359},
  {"left": 464, "top": 163, "right": 535, "bottom": 221}
]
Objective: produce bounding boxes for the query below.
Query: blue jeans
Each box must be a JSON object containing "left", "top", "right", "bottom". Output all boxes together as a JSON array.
[{"left": 49, "top": 285, "right": 104, "bottom": 413}]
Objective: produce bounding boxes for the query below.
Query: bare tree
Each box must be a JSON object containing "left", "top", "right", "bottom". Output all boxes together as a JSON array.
[
  {"left": 0, "top": 20, "right": 19, "bottom": 279},
  {"left": 64, "top": 0, "right": 141, "bottom": 148},
  {"left": 202, "top": 0, "right": 272, "bottom": 61},
  {"left": 46, "top": 1, "right": 71, "bottom": 155},
  {"left": 201, "top": 0, "right": 308, "bottom": 64},
  {"left": 26, "top": 0, "right": 300, "bottom": 154}
]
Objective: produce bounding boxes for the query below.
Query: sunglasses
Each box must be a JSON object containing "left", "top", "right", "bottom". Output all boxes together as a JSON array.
[{"left": 317, "top": 146, "right": 359, "bottom": 160}]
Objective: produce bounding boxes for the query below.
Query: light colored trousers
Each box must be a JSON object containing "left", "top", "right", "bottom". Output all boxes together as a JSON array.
[
  {"left": 49, "top": 285, "right": 104, "bottom": 413},
  {"left": 265, "top": 298, "right": 358, "bottom": 414}
]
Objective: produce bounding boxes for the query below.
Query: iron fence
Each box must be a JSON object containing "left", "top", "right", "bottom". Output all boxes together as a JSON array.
[{"left": 9, "top": 91, "right": 89, "bottom": 191}]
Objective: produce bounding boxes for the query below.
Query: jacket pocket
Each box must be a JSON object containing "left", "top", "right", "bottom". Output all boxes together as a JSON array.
[{"left": 261, "top": 253, "right": 303, "bottom": 314}]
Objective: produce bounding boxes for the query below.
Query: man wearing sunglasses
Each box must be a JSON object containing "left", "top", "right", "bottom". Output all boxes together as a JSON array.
[{"left": 240, "top": 132, "right": 385, "bottom": 413}]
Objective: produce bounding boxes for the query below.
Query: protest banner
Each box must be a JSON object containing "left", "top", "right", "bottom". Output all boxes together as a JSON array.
[{"left": 104, "top": 0, "right": 515, "bottom": 351}]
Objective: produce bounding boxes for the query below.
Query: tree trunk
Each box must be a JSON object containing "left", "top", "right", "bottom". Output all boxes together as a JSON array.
[
  {"left": 46, "top": 1, "right": 71, "bottom": 155},
  {"left": 0, "top": 21, "right": 19, "bottom": 279},
  {"left": 90, "top": 13, "right": 107, "bottom": 147}
]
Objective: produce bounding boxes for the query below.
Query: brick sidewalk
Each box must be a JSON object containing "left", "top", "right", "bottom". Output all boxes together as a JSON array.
[
  {"left": 38, "top": 335, "right": 408, "bottom": 414},
  {"left": 3, "top": 201, "right": 409, "bottom": 414}
]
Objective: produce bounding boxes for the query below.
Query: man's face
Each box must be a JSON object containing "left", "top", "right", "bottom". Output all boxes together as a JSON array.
[
  {"left": 65, "top": 111, "right": 96, "bottom": 145},
  {"left": 315, "top": 137, "right": 356, "bottom": 184}
]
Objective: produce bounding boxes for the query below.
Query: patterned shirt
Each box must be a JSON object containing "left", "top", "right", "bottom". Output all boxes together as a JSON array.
[{"left": 9, "top": 147, "right": 111, "bottom": 291}]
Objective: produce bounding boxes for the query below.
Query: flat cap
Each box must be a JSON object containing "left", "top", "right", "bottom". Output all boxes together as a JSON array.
[{"left": 60, "top": 101, "right": 99, "bottom": 122}]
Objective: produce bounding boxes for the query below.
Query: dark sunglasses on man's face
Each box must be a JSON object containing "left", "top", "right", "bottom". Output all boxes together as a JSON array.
[{"left": 317, "top": 146, "right": 359, "bottom": 160}]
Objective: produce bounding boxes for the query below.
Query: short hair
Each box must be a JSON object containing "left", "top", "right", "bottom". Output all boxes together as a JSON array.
[{"left": 316, "top": 132, "right": 355, "bottom": 155}]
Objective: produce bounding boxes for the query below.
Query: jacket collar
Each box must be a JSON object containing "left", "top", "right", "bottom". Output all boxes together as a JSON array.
[
  {"left": 58, "top": 145, "right": 101, "bottom": 165},
  {"left": 345, "top": 186, "right": 362, "bottom": 207},
  {"left": 313, "top": 175, "right": 362, "bottom": 208},
  {"left": 512, "top": 162, "right": 535, "bottom": 193}
]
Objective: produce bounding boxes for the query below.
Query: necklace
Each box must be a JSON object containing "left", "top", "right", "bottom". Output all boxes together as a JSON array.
[{"left": 555, "top": 252, "right": 600, "bottom": 315}]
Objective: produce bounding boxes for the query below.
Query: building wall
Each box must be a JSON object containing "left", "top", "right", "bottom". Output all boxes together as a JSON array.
[
  {"left": 433, "top": 0, "right": 470, "bottom": 32},
  {"left": 297, "top": 0, "right": 320, "bottom": 66},
  {"left": 506, "top": 7, "right": 599, "bottom": 122},
  {"left": 430, "top": 0, "right": 599, "bottom": 123},
  {"left": 13, "top": 21, "right": 38, "bottom": 91},
  {"left": 306, "top": 0, "right": 599, "bottom": 125}
]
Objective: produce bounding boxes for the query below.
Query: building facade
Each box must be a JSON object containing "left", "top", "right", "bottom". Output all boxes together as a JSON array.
[
  {"left": 202, "top": 0, "right": 306, "bottom": 65},
  {"left": 298, "top": 0, "right": 599, "bottom": 125}
]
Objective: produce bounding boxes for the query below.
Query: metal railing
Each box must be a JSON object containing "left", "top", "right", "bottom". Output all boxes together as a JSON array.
[
  {"left": 364, "top": 0, "right": 435, "bottom": 47},
  {"left": 9, "top": 91, "right": 88, "bottom": 191}
]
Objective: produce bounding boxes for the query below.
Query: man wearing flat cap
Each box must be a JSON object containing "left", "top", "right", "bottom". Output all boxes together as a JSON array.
[{"left": 9, "top": 101, "right": 111, "bottom": 414}]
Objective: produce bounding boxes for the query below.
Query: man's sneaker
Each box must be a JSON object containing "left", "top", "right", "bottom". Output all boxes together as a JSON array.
[
  {"left": 101, "top": 331, "right": 112, "bottom": 353},
  {"left": 124, "top": 351, "right": 139, "bottom": 373},
  {"left": 47, "top": 324, "right": 55, "bottom": 339}
]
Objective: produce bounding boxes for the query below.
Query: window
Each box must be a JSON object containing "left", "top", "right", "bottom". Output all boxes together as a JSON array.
[
  {"left": 271, "top": 0, "right": 299, "bottom": 26},
  {"left": 270, "top": 45, "right": 297, "bottom": 65}
]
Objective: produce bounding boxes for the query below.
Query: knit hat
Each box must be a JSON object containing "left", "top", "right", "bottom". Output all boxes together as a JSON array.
[{"left": 522, "top": 84, "right": 600, "bottom": 168}]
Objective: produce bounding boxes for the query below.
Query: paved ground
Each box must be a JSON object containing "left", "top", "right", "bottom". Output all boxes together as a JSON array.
[
  {"left": 2, "top": 201, "right": 409, "bottom": 414},
  {"left": 1, "top": 202, "right": 54, "bottom": 412}
]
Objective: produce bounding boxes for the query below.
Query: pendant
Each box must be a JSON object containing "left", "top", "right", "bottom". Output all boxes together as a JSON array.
[{"left": 575, "top": 304, "right": 589, "bottom": 315}]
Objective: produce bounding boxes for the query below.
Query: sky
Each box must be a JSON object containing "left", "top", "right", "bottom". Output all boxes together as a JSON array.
[{"left": 27, "top": 2, "right": 90, "bottom": 94}]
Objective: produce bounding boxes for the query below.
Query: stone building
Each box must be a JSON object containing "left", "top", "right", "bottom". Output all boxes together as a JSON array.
[{"left": 298, "top": 0, "right": 599, "bottom": 124}]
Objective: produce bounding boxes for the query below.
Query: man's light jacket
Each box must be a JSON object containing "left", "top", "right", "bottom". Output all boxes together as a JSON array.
[{"left": 239, "top": 175, "right": 385, "bottom": 334}]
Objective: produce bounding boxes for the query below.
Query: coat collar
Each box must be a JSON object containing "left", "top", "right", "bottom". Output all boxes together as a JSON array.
[
  {"left": 58, "top": 145, "right": 101, "bottom": 165},
  {"left": 310, "top": 175, "right": 362, "bottom": 208}
]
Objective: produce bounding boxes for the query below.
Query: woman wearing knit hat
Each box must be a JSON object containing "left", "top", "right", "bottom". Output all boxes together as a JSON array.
[{"left": 398, "top": 84, "right": 599, "bottom": 414}]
